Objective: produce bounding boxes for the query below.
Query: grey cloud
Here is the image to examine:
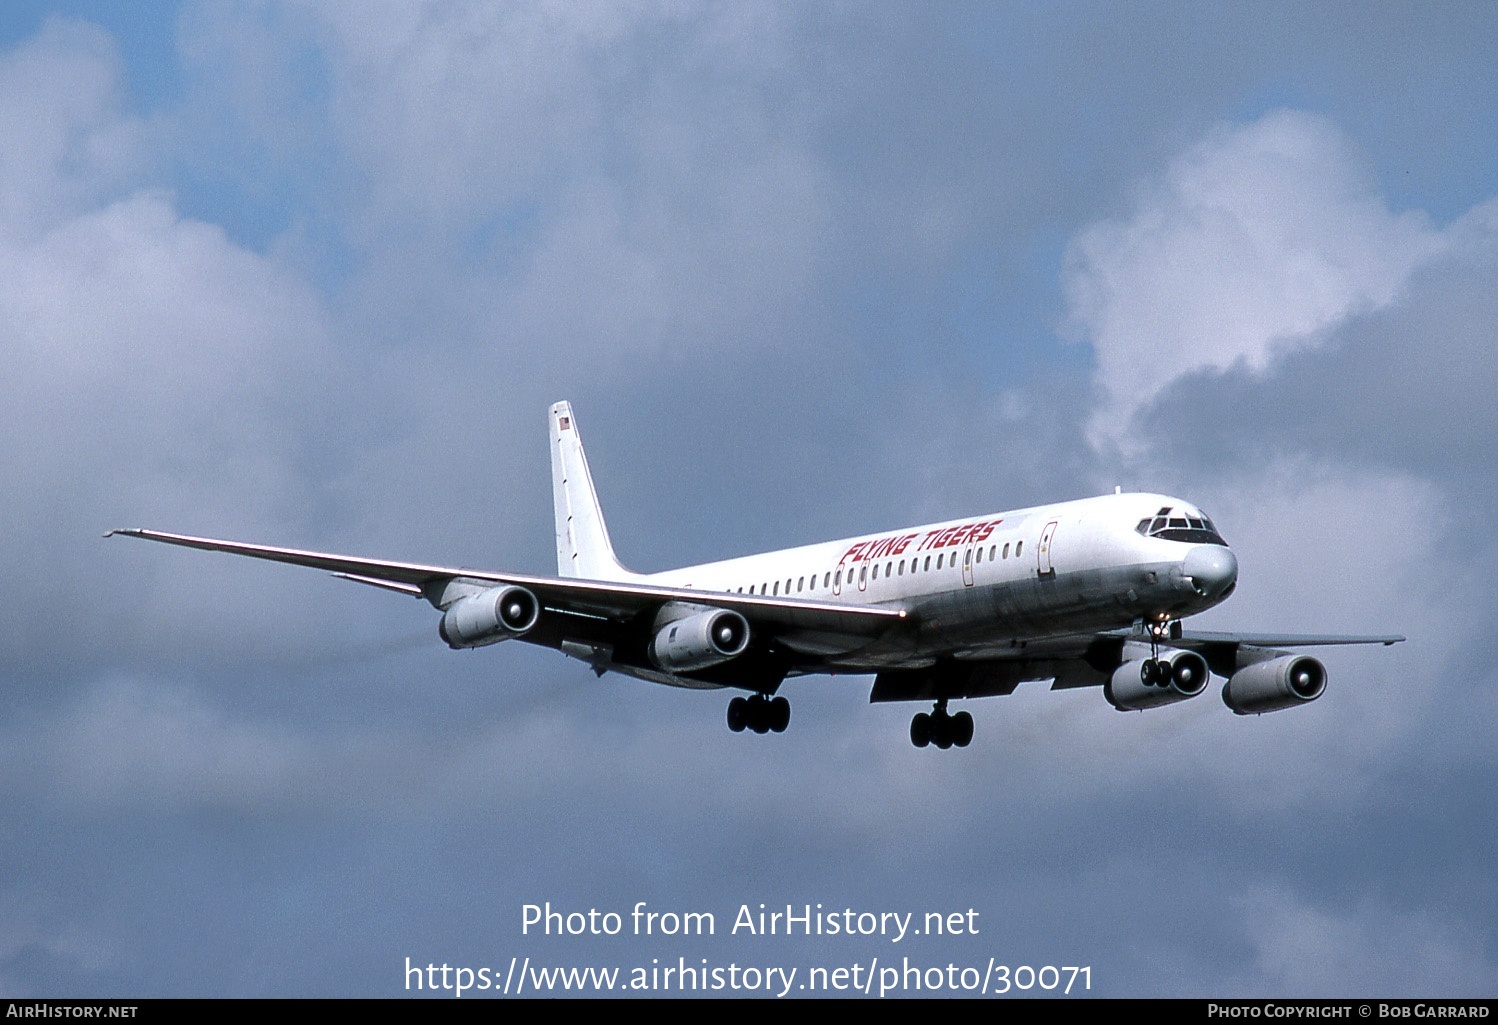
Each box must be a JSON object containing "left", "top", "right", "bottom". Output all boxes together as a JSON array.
[
  {"left": 0, "top": 18, "right": 147, "bottom": 237},
  {"left": 3, "top": 2, "right": 1496, "bottom": 999},
  {"left": 1140, "top": 201, "right": 1498, "bottom": 493}
]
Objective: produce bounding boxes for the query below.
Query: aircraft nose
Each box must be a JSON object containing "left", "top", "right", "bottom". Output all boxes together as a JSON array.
[{"left": 1184, "top": 545, "right": 1238, "bottom": 599}]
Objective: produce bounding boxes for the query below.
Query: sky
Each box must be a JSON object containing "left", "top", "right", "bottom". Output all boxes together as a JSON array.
[{"left": 1, "top": 0, "right": 1495, "bottom": 999}]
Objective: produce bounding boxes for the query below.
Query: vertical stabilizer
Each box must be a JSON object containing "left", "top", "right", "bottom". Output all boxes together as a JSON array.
[{"left": 550, "top": 402, "right": 638, "bottom": 581}]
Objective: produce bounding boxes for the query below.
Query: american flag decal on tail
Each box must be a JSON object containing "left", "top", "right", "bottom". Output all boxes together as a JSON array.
[{"left": 559, "top": 416, "right": 571, "bottom": 430}]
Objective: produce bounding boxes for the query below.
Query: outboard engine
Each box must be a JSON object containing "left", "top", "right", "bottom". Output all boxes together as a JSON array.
[
  {"left": 1222, "top": 655, "right": 1326, "bottom": 714},
  {"left": 439, "top": 586, "right": 541, "bottom": 648}
]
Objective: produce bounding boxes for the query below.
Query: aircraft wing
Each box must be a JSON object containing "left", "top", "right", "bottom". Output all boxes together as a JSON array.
[
  {"left": 1166, "top": 629, "right": 1405, "bottom": 648},
  {"left": 869, "top": 626, "right": 1404, "bottom": 703},
  {"left": 106, "top": 528, "right": 906, "bottom": 641}
]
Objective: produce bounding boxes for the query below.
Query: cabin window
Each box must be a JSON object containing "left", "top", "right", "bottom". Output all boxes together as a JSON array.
[
  {"left": 859, "top": 566, "right": 867, "bottom": 583},
  {"left": 885, "top": 561, "right": 892, "bottom": 577},
  {"left": 824, "top": 572, "right": 831, "bottom": 587},
  {"left": 923, "top": 556, "right": 931, "bottom": 571},
  {"left": 786, "top": 578, "right": 792, "bottom": 593},
  {"left": 975, "top": 548, "right": 982, "bottom": 563},
  {"left": 1016, "top": 541, "right": 1023, "bottom": 557},
  {"left": 898, "top": 560, "right": 904, "bottom": 575},
  {"left": 937, "top": 554, "right": 944, "bottom": 569},
  {"left": 989, "top": 545, "right": 996, "bottom": 560},
  {"left": 797, "top": 576, "right": 804, "bottom": 592},
  {"left": 1003, "top": 543, "right": 1010, "bottom": 559},
  {"left": 834, "top": 570, "right": 841, "bottom": 586},
  {"left": 872, "top": 564, "right": 879, "bottom": 580},
  {"left": 773, "top": 581, "right": 779, "bottom": 595}
]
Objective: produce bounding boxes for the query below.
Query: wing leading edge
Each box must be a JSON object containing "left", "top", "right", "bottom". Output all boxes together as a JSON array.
[{"left": 105, "top": 528, "right": 907, "bottom": 641}]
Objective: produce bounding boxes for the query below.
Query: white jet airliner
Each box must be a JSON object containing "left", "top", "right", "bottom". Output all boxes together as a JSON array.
[{"left": 110, "top": 401, "right": 1402, "bottom": 748}]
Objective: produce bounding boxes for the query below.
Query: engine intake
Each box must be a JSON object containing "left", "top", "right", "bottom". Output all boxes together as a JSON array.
[
  {"left": 439, "top": 586, "right": 540, "bottom": 649},
  {"left": 650, "top": 609, "right": 750, "bottom": 672},
  {"left": 1106, "top": 649, "right": 1210, "bottom": 711},
  {"left": 1222, "top": 655, "right": 1326, "bottom": 715}
]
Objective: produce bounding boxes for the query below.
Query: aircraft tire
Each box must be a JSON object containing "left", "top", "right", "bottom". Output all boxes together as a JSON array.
[
  {"left": 953, "top": 710, "right": 974, "bottom": 747},
  {"left": 727, "top": 696, "right": 747, "bottom": 732},
  {"left": 770, "top": 696, "right": 790, "bottom": 733},
  {"left": 932, "top": 714, "right": 953, "bottom": 749},
  {"left": 751, "top": 701, "right": 767, "bottom": 732},
  {"left": 910, "top": 712, "right": 931, "bottom": 747}
]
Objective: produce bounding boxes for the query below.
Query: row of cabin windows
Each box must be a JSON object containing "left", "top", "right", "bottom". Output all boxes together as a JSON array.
[{"left": 733, "top": 539, "right": 1024, "bottom": 595}]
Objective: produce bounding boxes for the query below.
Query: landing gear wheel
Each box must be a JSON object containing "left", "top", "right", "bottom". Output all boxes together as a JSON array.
[
  {"left": 729, "top": 694, "right": 791, "bottom": 735},
  {"left": 1141, "top": 658, "right": 1166, "bottom": 687},
  {"left": 726, "top": 696, "right": 747, "bottom": 732},
  {"left": 773, "top": 696, "right": 791, "bottom": 732},
  {"left": 912, "top": 701, "right": 975, "bottom": 749},
  {"left": 1144, "top": 619, "right": 1177, "bottom": 688},
  {"left": 932, "top": 716, "right": 953, "bottom": 749},
  {"left": 952, "top": 710, "right": 974, "bottom": 747}
]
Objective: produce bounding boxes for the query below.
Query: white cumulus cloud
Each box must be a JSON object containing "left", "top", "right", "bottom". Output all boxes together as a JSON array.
[{"left": 1066, "top": 109, "right": 1447, "bottom": 448}]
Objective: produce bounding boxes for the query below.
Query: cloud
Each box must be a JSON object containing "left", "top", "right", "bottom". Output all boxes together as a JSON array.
[
  {"left": 1134, "top": 196, "right": 1498, "bottom": 496},
  {"left": 1231, "top": 885, "right": 1496, "bottom": 996},
  {"left": 4, "top": 6, "right": 1496, "bottom": 999},
  {"left": 0, "top": 18, "right": 147, "bottom": 239},
  {"left": 1065, "top": 109, "right": 1448, "bottom": 449}
]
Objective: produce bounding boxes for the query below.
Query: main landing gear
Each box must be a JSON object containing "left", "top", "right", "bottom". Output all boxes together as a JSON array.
[
  {"left": 726, "top": 694, "right": 790, "bottom": 734},
  {"left": 910, "top": 699, "right": 974, "bottom": 749}
]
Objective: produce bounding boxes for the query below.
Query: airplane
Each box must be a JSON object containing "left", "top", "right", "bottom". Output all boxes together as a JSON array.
[{"left": 109, "top": 401, "right": 1403, "bottom": 749}]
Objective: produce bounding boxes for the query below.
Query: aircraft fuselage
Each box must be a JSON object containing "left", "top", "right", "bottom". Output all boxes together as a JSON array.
[{"left": 636, "top": 491, "right": 1236, "bottom": 672}]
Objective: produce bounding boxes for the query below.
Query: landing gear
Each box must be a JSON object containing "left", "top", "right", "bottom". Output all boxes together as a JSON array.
[
  {"left": 910, "top": 700, "right": 973, "bottom": 749},
  {"left": 726, "top": 694, "right": 790, "bottom": 734},
  {"left": 1139, "top": 658, "right": 1168, "bottom": 686},
  {"left": 1139, "top": 619, "right": 1176, "bottom": 688}
]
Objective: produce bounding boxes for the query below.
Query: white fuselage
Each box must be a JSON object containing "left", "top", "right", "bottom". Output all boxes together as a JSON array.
[{"left": 636, "top": 491, "right": 1236, "bottom": 671}]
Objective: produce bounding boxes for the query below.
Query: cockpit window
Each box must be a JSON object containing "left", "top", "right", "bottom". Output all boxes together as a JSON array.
[{"left": 1136, "top": 507, "right": 1228, "bottom": 545}]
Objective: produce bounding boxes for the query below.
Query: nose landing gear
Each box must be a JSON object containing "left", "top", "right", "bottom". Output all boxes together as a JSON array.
[
  {"left": 1138, "top": 618, "right": 1178, "bottom": 688},
  {"left": 726, "top": 694, "right": 790, "bottom": 734},
  {"left": 910, "top": 699, "right": 974, "bottom": 749}
]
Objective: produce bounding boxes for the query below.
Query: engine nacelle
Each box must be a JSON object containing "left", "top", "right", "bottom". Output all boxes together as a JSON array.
[
  {"left": 1106, "top": 649, "right": 1211, "bottom": 711},
  {"left": 1221, "top": 655, "right": 1326, "bottom": 715},
  {"left": 439, "top": 586, "right": 540, "bottom": 649},
  {"left": 649, "top": 609, "right": 750, "bottom": 672}
]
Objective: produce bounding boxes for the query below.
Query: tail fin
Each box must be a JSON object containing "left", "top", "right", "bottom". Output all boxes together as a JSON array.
[{"left": 550, "top": 402, "right": 638, "bottom": 580}]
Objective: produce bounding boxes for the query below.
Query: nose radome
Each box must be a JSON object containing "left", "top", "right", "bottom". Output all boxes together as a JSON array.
[{"left": 1184, "top": 545, "right": 1238, "bottom": 598}]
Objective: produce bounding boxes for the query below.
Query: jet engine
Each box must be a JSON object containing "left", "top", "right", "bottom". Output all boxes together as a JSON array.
[
  {"left": 1106, "top": 649, "right": 1210, "bottom": 711},
  {"left": 650, "top": 609, "right": 750, "bottom": 672},
  {"left": 439, "top": 585, "right": 541, "bottom": 649},
  {"left": 1221, "top": 655, "right": 1326, "bottom": 715}
]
